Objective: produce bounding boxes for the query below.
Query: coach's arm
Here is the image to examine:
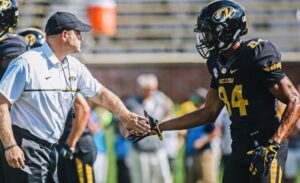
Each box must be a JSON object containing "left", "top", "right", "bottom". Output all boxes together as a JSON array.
[
  {"left": 0, "top": 93, "right": 25, "bottom": 169},
  {"left": 91, "top": 86, "right": 150, "bottom": 134}
]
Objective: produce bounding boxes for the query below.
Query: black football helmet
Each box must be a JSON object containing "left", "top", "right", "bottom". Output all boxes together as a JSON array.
[
  {"left": 194, "top": 0, "right": 248, "bottom": 59},
  {"left": 0, "top": 0, "right": 19, "bottom": 37},
  {"left": 18, "top": 27, "right": 46, "bottom": 48}
]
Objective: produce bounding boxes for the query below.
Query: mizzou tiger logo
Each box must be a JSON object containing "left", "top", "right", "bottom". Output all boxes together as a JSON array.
[
  {"left": 212, "top": 7, "right": 236, "bottom": 23},
  {"left": 24, "top": 34, "right": 37, "bottom": 47},
  {"left": 0, "top": 0, "right": 11, "bottom": 11}
]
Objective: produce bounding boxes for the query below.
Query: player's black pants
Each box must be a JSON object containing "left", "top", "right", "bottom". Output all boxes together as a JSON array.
[
  {"left": 222, "top": 139, "right": 288, "bottom": 183},
  {"left": 57, "top": 134, "right": 97, "bottom": 183},
  {"left": 0, "top": 125, "right": 59, "bottom": 183}
]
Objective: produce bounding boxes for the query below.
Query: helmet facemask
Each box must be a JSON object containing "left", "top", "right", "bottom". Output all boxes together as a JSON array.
[
  {"left": 195, "top": 21, "right": 242, "bottom": 59},
  {"left": 195, "top": 22, "right": 224, "bottom": 59}
]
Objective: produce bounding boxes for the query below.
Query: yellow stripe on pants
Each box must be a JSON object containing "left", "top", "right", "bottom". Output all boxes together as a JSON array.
[
  {"left": 86, "top": 164, "right": 93, "bottom": 183},
  {"left": 76, "top": 158, "right": 84, "bottom": 183},
  {"left": 270, "top": 159, "right": 282, "bottom": 183}
]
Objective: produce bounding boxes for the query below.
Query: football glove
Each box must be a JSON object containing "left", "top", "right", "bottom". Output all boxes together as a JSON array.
[
  {"left": 247, "top": 139, "right": 280, "bottom": 176},
  {"left": 58, "top": 143, "right": 74, "bottom": 160},
  {"left": 128, "top": 111, "right": 163, "bottom": 143}
]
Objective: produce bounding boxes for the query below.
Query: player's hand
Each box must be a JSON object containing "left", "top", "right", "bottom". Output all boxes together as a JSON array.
[
  {"left": 58, "top": 143, "right": 74, "bottom": 160},
  {"left": 247, "top": 139, "right": 280, "bottom": 176},
  {"left": 118, "top": 111, "right": 150, "bottom": 134},
  {"left": 5, "top": 145, "right": 25, "bottom": 169},
  {"left": 128, "top": 111, "right": 163, "bottom": 143}
]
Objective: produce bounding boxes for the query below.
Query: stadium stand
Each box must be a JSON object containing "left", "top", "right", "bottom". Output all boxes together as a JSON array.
[{"left": 16, "top": 0, "right": 300, "bottom": 64}]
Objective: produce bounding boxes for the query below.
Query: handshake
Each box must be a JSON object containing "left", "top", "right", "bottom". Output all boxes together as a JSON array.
[{"left": 128, "top": 111, "right": 163, "bottom": 143}]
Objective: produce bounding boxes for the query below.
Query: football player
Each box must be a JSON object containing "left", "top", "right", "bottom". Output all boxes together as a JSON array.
[
  {"left": 0, "top": 0, "right": 27, "bottom": 79},
  {"left": 129, "top": 1, "right": 300, "bottom": 183}
]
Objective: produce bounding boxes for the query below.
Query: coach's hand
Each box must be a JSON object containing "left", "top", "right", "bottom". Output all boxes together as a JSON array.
[
  {"left": 128, "top": 111, "right": 163, "bottom": 143},
  {"left": 247, "top": 139, "right": 280, "bottom": 176},
  {"left": 5, "top": 145, "right": 25, "bottom": 169},
  {"left": 118, "top": 111, "right": 150, "bottom": 134}
]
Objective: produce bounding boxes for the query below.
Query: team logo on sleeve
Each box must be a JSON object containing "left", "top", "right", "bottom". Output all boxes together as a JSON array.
[
  {"left": 263, "top": 62, "right": 282, "bottom": 72},
  {"left": 213, "top": 67, "right": 218, "bottom": 78}
]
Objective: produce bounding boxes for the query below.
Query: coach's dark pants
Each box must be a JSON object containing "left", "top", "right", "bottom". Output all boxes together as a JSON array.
[{"left": 0, "top": 125, "right": 58, "bottom": 183}]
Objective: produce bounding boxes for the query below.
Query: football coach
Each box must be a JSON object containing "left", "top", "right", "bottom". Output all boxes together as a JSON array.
[{"left": 0, "top": 11, "right": 150, "bottom": 183}]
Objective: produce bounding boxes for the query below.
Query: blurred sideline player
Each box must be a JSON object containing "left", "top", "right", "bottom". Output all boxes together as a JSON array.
[
  {"left": 0, "top": 1, "right": 28, "bottom": 182},
  {"left": 57, "top": 96, "right": 97, "bottom": 183},
  {"left": 18, "top": 28, "right": 98, "bottom": 183}
]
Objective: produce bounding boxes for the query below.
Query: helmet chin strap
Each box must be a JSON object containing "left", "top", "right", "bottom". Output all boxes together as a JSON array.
[{"left": 220, "top": 29, "right": 242, "bottom": 52}]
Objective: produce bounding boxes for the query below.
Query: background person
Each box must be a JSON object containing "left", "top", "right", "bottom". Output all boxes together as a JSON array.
[
  {"left": 177, "top": 87, "right": 219, "bottom": 183},
  {"left": 125, "top": 73, "right": 174, "bottom": 183}
]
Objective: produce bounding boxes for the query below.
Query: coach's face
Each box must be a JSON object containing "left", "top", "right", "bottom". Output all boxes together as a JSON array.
[{"left": 64, "top": 29, "right": 83, "bottom": 53}]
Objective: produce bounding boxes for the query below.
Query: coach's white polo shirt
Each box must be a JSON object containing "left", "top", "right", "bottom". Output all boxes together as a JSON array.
[{"left": 0, "top": 42, "right": 102, "bottom": 143}]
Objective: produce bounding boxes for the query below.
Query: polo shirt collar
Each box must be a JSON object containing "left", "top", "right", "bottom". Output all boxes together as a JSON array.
[{"left": 41, "top": 42, "right": 62, "bottom": 66}]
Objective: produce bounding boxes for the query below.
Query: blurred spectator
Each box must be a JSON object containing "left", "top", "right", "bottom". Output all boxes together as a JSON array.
[
  {"left": 113, "top": 116, "right": 132, "bottom": 183},
  {"left": 217, "top": 107, "right": 232, "bottom": 166},
  {"left": 126, "top": 73, "right": 173, "bottom": 183},
  {"left": 178, "top": 87, "right": 219, "bottom": 183},
  {"left": 284, "top": 84, "right": 300, "bottom": 183},
  {"left": 88, "top": 101, "right": 112, "bottom": 183},
  {"left": 215, "top": 107, "right": 232, "bottom": 180}
]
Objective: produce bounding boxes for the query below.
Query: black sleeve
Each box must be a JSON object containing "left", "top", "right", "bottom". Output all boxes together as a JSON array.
[
  {"left": 210, "top": 77, "right": 218, "bottom": 89},
  {"left": 204, "top": 124, "right": 215, "bottom": 133},
  {"left": 206, "top": 59, "right": 218, "bottom": 89},
  {"left": 254, "top": 40, "right": 285, "bottom": 88}
]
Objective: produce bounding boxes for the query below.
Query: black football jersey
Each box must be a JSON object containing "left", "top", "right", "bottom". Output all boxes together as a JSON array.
[{"left": 207, "top": 38, "right": 285, "bottom": 140}]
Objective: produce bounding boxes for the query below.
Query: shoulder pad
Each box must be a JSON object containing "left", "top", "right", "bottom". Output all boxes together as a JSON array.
[{"left": 244, "top": 39, "right": 281, "bottom": 71}]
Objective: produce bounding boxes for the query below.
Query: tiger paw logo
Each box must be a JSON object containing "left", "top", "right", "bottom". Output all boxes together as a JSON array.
[
  {"left": 213, "top": 7, "right": 236, "bottom": 23},
  {"left": 0, "top": 0, "right": 11, "bottom": 11},
  {"left": 24, "top": 34, "right": 37, "bottom": 47}
]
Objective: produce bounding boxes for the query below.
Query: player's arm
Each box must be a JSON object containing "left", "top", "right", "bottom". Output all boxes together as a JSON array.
[
  {"left": 252, "top": 39, "right": 300, "bottom": 143},
  {"left": 269, "top": 76, "right": 300, "bottom": 144},
  {"left": 159, "top": 88, "right": 224, "bottom": 131},
  {"left": 91, "top": 86, "right": 150, "bottom": 134},
  {"left": 65, "top": 94, "right": 90, "bottom": 151}
]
